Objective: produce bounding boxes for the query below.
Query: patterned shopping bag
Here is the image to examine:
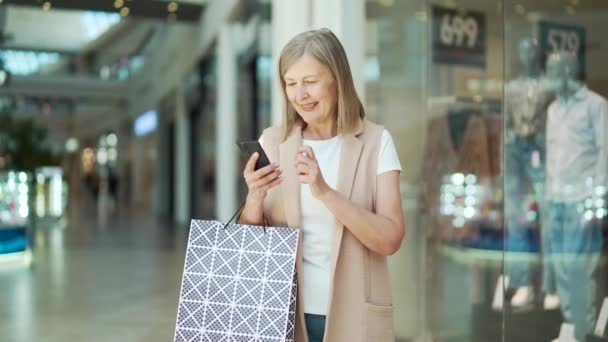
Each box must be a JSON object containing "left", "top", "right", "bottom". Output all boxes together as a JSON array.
[{"left": 174, "top": 220, "right": 299, "bottom": 342}]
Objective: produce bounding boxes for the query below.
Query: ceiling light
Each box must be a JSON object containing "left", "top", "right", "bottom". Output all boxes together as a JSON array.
[
  {"left": 443, "top": 0, "right": 456, "bottom": 8},
  {"left": 66, "top": 138, "right": 79, "bottom": 153},
  {"left": 0, "top": 50, "right": 60, "bottom": 76},
  {"left": 82, "top": 12, "right": 121, "bottom": 40},
  {"left": 42, "top": 2, "right": 51, "bottom": 11},
  {"left": 168, "top": 2, "right": 179, "bottom": 12},
  {"left": 120, "top": 7, "right": 129, "bottom": 17},
  {"left": 114, "top": 0, "right": 124, "bottom": 9},
  {"left": 106, "top": 134, "right": 118, "bottom": 147}
]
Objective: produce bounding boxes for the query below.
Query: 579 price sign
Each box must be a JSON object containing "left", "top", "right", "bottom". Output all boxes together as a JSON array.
[
  {"left": 539, "top": 21, "right": 586, "bottom": 79},
  {"left": 432, "top": 6, "right": 486, "bottom": 67}
]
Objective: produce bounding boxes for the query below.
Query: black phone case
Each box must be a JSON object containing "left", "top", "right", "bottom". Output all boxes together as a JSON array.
[{"left": 237, "top": 141, "right": 271, "bottom": 171}]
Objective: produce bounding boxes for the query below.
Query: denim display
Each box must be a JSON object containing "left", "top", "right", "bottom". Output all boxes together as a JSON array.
[
  {"left": 546, "top": 201, "right": 603, "bottom": 341},
  {"left": 504, "top": 134, "right": 555, "bottom": 292}
]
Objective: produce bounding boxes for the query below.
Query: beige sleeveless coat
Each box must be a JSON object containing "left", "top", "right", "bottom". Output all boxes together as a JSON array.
[{"left": 261, "top": 119, "right": 395, "bottom": 342}]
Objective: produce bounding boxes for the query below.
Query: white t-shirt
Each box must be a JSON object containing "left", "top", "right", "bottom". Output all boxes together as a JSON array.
[{"left": 260, "top": 129, "right": 402, "bottom": 315}]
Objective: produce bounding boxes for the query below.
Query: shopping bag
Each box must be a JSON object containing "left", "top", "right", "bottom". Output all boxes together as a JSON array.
[{"left": 174, "top": 219, "right": 299, "bottom": 342}]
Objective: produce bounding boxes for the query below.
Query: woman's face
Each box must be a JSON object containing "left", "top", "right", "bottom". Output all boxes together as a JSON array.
[{"left": 283, "top": 53, "right": 338, "bottom": 126}]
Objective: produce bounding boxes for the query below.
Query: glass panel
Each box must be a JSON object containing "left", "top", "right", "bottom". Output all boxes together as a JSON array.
[
  {"left": 368, "top": 0, "right": 504, "bottom": 339},
  {"left": 503, "top": 1, "right": 608, "bottom": 341},
  {"left": 365, "top": 2, "right": 427, "bottom": 338},
  {"left": 423, "top": 0, "right": 505, "bottom": 340}
]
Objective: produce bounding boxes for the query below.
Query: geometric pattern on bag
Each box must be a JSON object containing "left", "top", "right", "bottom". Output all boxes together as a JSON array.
[{"left": 174, "top": 220, "right": 299, "bottom": 342}]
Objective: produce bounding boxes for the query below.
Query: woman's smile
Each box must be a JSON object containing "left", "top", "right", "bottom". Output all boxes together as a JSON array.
[{"left": 299, "top": 102, "right": 318, "bottom": 112}]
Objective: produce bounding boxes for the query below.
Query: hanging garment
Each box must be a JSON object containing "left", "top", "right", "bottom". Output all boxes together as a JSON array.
[{"left": 421, "top": 111, "right": 493, "bottom": 240}]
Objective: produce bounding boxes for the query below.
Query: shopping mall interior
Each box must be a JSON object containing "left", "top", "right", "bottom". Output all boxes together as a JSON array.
[{"left": 1, "top": 0, "right": 608, "bottom": 341}]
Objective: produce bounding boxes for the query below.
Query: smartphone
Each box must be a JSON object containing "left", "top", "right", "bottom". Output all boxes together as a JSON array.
[{"left": 237, "top": 140, "right": 271, "bottom": 171}]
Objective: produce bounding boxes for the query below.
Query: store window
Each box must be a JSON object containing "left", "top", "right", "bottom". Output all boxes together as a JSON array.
[
  {"left": 504, "top": 1, "right": 608, "bottom": 341},
  {"left": 367, "top": 0, "right": 608, "bottom": 341}
]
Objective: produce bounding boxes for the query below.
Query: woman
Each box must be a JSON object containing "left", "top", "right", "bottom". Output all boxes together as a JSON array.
[{"left": 238, "top": 28, "right": 405, "bottom": 342}]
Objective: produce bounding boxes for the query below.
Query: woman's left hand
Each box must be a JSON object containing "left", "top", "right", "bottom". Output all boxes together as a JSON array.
[{"left": 295, "top": 146, "right": 331, "bottom": 199}]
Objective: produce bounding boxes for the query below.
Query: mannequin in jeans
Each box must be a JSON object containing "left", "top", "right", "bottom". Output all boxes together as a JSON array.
[
  {"left": 545, "top": 51, "right": 607, "bottom": 341},
  {"left": 504, "top": 38, "right": 559, "bottom": 310}
]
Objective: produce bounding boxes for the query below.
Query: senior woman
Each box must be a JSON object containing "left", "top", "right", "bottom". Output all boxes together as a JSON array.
[{"left": 238, "top": 28, "right": 405, "bottom": 342}]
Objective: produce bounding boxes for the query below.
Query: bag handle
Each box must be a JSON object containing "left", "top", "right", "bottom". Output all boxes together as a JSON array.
[{"left": 222, "top": 199, "right": 267, "bottom": 234}]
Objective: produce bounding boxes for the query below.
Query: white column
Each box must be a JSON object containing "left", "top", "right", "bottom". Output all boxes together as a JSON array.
[
  {"left": 174, "top": 86, "right": 191, "bottom": 224},
  {"left": 270, "top": 0, "right": 312, "bottom": 126},
  {"left": 312, "top": 0, "right": 366, "bottom": 101},
  {"left": 154, "top": 112, "right": 170, "bottom": 217},
  {"left": 216, "top": 24, "right": 238, "bottom": 222}
]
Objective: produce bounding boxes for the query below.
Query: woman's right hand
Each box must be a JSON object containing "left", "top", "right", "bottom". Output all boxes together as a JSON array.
[{"left": 243, "top": 152, "right": 283, "bottom": 203}]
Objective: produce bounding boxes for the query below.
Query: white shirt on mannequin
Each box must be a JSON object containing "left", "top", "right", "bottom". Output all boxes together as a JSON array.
[{"left": 546, "top": 86, "right": 608, "bottom": 202}]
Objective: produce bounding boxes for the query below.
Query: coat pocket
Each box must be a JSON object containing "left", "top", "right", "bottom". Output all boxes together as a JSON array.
[{"left": 364, "top": 303, "right": 395, "bottom": 342}]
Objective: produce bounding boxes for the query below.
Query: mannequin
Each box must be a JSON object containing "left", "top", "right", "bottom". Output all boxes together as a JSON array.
[
  {"left": 504, "top": 38, "right": 557, "bottom": 310},
  {"left": 545, "top": 51, "right": 608, "bottom": 341}
]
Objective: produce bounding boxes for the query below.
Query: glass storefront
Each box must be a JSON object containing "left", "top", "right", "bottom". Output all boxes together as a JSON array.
[
  {"left": 503, "top": 1, "right": 608, "bottom": 341},
  {"left": 364, "top": 0, "right": 608, "bottom": 340},
  {"left": 0, "top": 171, "right": 32, "bottom": 265},
  {"left": 180, "top": 1, "right": 607, "bottom": 339}
]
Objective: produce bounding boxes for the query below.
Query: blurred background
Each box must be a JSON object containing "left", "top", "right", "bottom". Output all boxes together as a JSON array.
[{"left": 1, "top": 0, "right": 608, "bottom": 341}]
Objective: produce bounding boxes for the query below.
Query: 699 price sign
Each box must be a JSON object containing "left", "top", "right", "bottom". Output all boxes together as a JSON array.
[
  {"left": 432, "top": 6, "right": 486, "bottom": 67},
  {"left": 539, "top": 21, "right": 586, "bottom": 79}
]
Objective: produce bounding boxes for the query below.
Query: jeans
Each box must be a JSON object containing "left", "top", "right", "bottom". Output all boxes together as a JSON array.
[
  {"left": 305, "top": 313, "right": 326, "bottom": 342},
  {"left": 504, "top": 135, "right": 556, "bottom": 292},
  {"left": 547, "top": 201, "right": 602, "bottom": 341}
]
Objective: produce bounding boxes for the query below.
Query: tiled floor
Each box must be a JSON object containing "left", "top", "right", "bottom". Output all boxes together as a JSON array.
[
  {"left": 0, "top": 193, "right": 580, "bottom": 341},
  {"left": 0, "top": 195, "right": 189, "bottom": 342}
]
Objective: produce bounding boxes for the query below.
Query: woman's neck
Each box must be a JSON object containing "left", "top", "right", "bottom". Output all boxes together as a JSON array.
[{"left": 303, "top": 122, "right": 337, "bottom": 140}]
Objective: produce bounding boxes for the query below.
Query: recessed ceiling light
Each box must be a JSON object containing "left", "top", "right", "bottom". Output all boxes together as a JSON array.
[
  {"left": 120, "top": 7, "right": 129, "bottom": 17},
  {"left": 42, "top": 1, "right": 51, "bottom": 11},
  {"left": 168, "top": 2, "right": 179, "bottom": 12},
  {"left": 114, "top": 0, "right": 124, "bottom": 9}
]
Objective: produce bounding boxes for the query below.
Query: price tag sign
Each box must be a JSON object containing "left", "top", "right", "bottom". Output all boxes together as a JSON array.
[
  {"left": 539, "top": 21, "right": 586, "bottom": 79},
  {"left": 432, "top": 6, "right": 486, "bottom": 67}
]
